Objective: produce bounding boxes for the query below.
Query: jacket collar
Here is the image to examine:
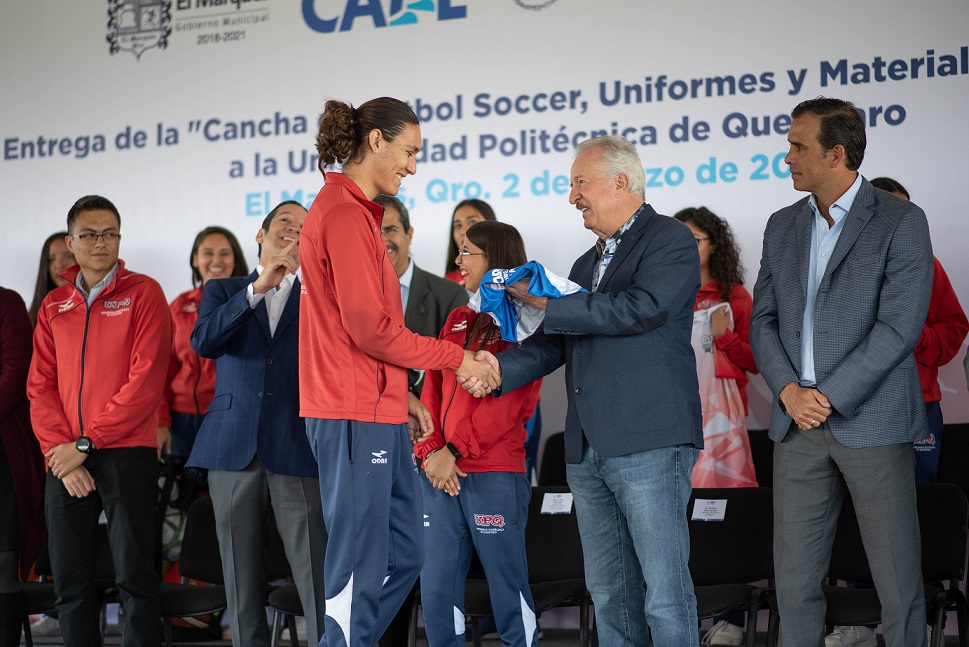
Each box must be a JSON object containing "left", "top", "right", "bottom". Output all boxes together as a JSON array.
[
  {"left": 324, "top": 172, "right": 384, "bottom": 227},
  {"left": 62, "top": 259, "right": 128, "bottom": 300}
]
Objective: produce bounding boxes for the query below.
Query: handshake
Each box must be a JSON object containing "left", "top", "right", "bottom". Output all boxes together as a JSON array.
[{"left": 456, "top": 350, "right": 501, "bottom": 398}]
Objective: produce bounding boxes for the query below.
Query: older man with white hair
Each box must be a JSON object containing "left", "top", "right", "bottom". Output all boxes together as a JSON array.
[{"left": 470, "top": 135, "right": 704, "bottom": 646}]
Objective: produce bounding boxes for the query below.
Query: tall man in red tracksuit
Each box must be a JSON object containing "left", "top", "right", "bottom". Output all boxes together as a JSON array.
[{"left": 28, "top": 195, "right": 171, "bottom": 647}]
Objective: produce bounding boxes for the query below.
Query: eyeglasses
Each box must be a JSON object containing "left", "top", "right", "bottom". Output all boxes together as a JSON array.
[
  {"left": 694, "top": 237, "right": 710, "bottom": 244},
  {"left": 457, "top": 250, "right": 486, "bottom": 257},
  {"left": 73, "top": 232, "right": 121, "bottom": 245}
]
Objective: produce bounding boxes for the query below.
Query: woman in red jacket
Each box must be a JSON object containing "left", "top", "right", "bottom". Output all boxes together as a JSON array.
[
  {"left": 157, "top": 226, "right": 248, "bottom": 457},
  {"left": 417, "top": 221, "right": 542, "bottom": 647},
  {"left": 675, "top": 207, "right": 758, "bottom": 646}
]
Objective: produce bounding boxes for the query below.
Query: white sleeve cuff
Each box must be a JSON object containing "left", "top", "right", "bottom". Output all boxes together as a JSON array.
[{"left": 246, "top": 283, "right": 266, "bottom": 309}]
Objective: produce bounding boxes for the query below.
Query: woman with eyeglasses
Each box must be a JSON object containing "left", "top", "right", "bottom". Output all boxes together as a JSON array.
[
  {"left": 416, "top": 220, "right": 542, "bottom": 647},
  {"left": 28, "top": 232, "right": 75, "bottom": 326},
  {"left": 674, "top": 206, "right": 758, "bottom": 646},
  {"left": 156, "top": 227, "right": 249, "bottom": 459},
  {"left": 443, "top": 200, "right": 497, "bottom": 287}
]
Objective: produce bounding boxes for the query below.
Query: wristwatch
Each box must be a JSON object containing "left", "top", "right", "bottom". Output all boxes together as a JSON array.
[
  {"left": 75, "top": 435, "right": 96, "bottom": 454},
  {"left": 445, "top": 442, "right": 463, "bottom": 461}
]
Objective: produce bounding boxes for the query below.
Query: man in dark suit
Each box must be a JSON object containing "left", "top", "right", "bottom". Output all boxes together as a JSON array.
[
  {"left": 374, "top": 195, "right": 468, "bottom": 396},
  {"left": 750, "top": 97, "right": 933, "bottom": 647},
  {"left": 470, "top": 135, "right": 703, "bottom": 646},
  {"left": 187, "top": 201, "right": 326, "bottom": 647}
]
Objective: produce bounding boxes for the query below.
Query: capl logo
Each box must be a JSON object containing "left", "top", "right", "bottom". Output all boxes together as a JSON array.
[
  {"left": 107, "top": 0, "right": 172, "bottom": 59},
  {"left": 302, "top": 0, "right": 466, "bottom": 34}
]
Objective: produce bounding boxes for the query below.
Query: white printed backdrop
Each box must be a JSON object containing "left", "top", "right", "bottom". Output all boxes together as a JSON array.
[{"left": 2, "top": 0, "right": 968, "bottom": 428}]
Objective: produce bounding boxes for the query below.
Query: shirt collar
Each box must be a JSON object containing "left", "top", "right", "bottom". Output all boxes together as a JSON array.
[
  {"left": 75, "top": 262, "right": 120, "bottom": 298},
  {"left": 398, "top": 258, "right": 414, "bottom": 289},
  {"left": 599, "top": 203, "right": 645, "bottom": 249},
  {"left": 808, "top": 173, "right": 862, "bottom": 226}
]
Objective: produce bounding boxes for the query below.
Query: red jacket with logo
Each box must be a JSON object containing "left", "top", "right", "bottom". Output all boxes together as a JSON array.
[
  {"left": 695, "top": 280, "right": 758, "bottom": 414},
  {"left": 415, "top": 307, "right": 541, "bottom": 473},
  {"left": 299, "top": 173, "right": 463, "bottom": 423},
  {"left": 915, "top": 257, "right": 968, "bottom": 403},
  {"left": 28, "top": 262, "right": 171, "bottom": 453},
  {"left": 156, "top": 287, "right": 215, "bottom": 426}
]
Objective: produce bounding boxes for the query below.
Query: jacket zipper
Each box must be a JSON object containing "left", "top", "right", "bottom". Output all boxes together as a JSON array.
[{"left": 76, "top": 295, "right": 93, "bottom": 438}]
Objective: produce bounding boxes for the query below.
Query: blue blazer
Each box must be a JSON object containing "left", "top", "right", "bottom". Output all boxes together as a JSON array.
[
  {"left": 498, "top": 204, "right": 703, "bottom": 463},
  {"left": 186, "top": 271, "right": 317, "bottom": 477},
  {"left": 750, "top": 178, "right": 933, "bottom": 447}
]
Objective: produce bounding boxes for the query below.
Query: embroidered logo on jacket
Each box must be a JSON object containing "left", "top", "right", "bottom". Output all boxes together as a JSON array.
[
  {"left": 101, "top": 296, "right": 133, "bottom": 317},
  {"left": 104, "top": 297, "right": 132, "bottom": 309}
]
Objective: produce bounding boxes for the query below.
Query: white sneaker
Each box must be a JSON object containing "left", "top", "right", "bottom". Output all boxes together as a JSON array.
[
  {"left": 824, "top": 625, "right": 877, "bottom": 647},
  {"left": 701, "top": 619, "right": 744, "bottom": 646},
  {"left": 28, "top": 615, "right": 62, "bottom": 636}
]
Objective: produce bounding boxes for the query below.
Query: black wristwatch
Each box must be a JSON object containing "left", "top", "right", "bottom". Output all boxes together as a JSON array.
[
  {"left": 445, "top": 442, "right": 463, "bottom": 461},
  {"left": 75, "top": 435, "right": 96, "bottom": 455}
]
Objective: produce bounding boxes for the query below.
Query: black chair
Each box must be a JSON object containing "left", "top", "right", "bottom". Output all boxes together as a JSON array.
[
  {"left": 746, "top": 428, "right": 773, "bottom": 488},
  {"left": 265, "top": 518, "right": 306, "bottom": 647},
  {"left": 689, "top": 487, "right": 774, "bottom": 647},
  {"left": 766, "top": 483, "right": 969, "bottom": 647},
  {"left": 537, "top": 432, "right": 566, "bottom": 486},
  {"left": 268, "top": 583, "right": 302, "bottom": 647},
  {"left": 21, "top": 524, "right": 116, "bottom": 647},
  {"left": 159, "top": 496, "right": 227, "bottom": 647},
  {"left": 939, "top": 422, "right": 969, "bottom": 499},
  {"left": 459, "top": 485, "right": 591, "bottom": 647}
]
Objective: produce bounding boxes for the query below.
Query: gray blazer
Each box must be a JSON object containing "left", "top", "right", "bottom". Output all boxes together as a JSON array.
[
  {"left": 498, "top": 203, "right": 703, "bottom": 463},
  {"left": 750, "top": 177, "right": 933, "bottom": 448}
]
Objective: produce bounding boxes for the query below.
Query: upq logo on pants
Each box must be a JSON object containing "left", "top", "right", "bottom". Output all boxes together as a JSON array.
[{"left": 474, "top": 514, "right": 505, "bottom": 534}]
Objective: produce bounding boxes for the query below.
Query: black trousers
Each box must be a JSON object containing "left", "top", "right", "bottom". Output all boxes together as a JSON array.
[{"left": 45, "top": 446, "right": 160, "bottom": 647}]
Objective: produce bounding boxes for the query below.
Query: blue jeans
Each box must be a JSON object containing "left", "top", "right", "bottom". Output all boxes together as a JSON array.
[{"left": 566, "top": 442, "right": 699, "bottom": 647}]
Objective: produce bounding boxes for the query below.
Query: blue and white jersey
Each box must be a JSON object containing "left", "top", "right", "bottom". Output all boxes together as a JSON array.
[{"left": 469, "top": 260, "right": 586, "bottom": 343}]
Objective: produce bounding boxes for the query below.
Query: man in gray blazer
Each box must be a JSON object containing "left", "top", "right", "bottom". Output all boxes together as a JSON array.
[
  {"left": 471, "top": 135, "right": 704, "bottom": 646},
  {"left": 750, "top": 97, "right": 933, "bottom": 647}
]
